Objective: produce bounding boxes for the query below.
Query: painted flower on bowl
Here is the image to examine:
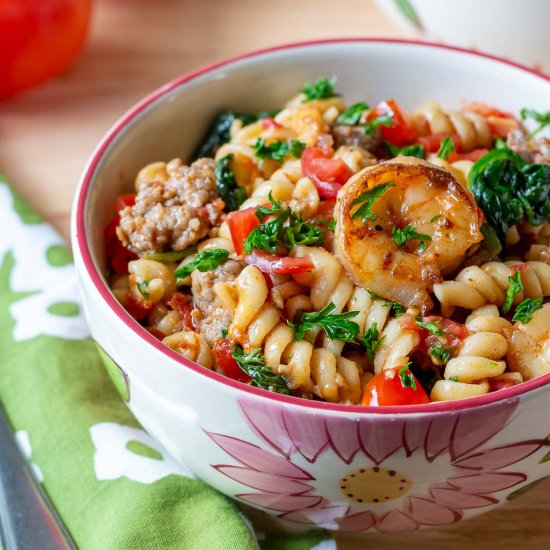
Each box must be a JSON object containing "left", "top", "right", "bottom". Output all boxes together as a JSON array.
[{"left": 207, "top": 398, "right": 548, "bottom": 532}]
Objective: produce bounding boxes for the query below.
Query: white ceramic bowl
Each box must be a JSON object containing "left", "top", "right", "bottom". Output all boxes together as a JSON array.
[{"left": 72, "top": 39, "right": 550, "bottom": 533}]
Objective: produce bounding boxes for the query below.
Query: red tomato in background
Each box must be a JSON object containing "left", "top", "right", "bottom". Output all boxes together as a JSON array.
[
  {"left": 0, "top": 0, "right": 92, "bottom": 100},
  {"left": 368, "top": 99, "right": 419, "bottom": 146}
]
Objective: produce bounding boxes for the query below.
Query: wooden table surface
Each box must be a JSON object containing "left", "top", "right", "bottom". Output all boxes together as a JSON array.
[{"left": 2, "top": 0, "right": 549, "bottom": 547}]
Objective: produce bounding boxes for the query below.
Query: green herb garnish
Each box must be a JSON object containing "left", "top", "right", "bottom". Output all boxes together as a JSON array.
[
  {"left": 232, "top": 346, "right": 290, "bottom": 394},
  {"left": 367, "top": 291, "right": 406, "bottom": 317},
  {"left": 215, "top": 154, "right": 248, "bottom": 212},
  {"left": 351, "top": 182, "right": 395, "bottom": 223},
  {"left": 430, "top": 215, "right": 442, "bottom": 223},
  {"left": 174, "top": 248, "right": 229, "bottom": 280},
  {"left": 364, "top": 114, "right": 393, "bottom": 136},
  {"left": 449, "top": 375, "right": 460, "bottom": 382},
  {"left": 385, "top": 142, "right": 426, "bottom": 159},
  {"left": 137, "top": 280, "right": 150, "bottom": 300},
  {"left": 253, "top": 138, "right": 306, "bottom": 162},
  {"left": 416, "top": 319, "right": 446, "bottom": 336},
  {"left": 288, "top": 302, "right": 360, "bottom": 342},
  {"left": 336, "top": 102, "right": 369, "bottom": 125},
  {"left": 360, "top": 322, "right": 386, "bottom": 362},
  {"left": 520, "top": 108, "right": 550, "bottom": 138},
  {"left": 392, "top": 225, "right": 432, "bottom": 251},
  {"left": 300, "top": 76, "right": 338, "bottom": 101},
  {"left": 437, "top": 136, "right": 455, "bottom": 160},
  {"left": 221, "top": 328, "right": 228, "bottom": 338},
  {"left": 512, "top": 298, "right": 543, "bottom": 323},
  {"left": 244, "top": 195, "right": 324, "bottom": 254},
  {"left": 502, "top": 270, "right": 523, "bottom": 314},
  {"left": 315, "top": 218, "right": 337, "bottom": 232},
  {"left": 429, "top": 341, "right": 452, "bottom": 363},
  {"left": 398, "top": 364, "right": 417, "bottom": 390}
]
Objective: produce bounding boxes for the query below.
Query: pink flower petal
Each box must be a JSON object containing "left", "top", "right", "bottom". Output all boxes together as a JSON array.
[
  {"left": 424, "top": 415, "right": 457, "bottom": 461},
  {"left": 283, "top": 412, "right": 329, "bottom": 463},
  {"left": 376, "top": 510, "right": 418, "bottom": 532},
  {"left": 336, "top": 510, "right": 376, "bottom": 532},
  {"left": 450, "top": 400, "right": 518, "bottom": 460},
  {"left": 453, "top": 441, "right": 543, "bottom": 472},
  {"left": 215, "top": 466, "right": 312, "bottom": 494},
  {"left": 240, "top": 399, "right": 295, "bottom": 458},
  {"left": 407, "top": 496, "right": 461, "bottom": 526},
  {"left": 358, "top": 418, "right": 405, "bottom": 464},
  {"left": 402, "top": 420, "right": 430, "bottom": 456},
  {"left": 282, "top": 504, "right": 349, "bottom": 526},
  {"left": 207, "top": 432, "right": 313, "bottom": 479},
  {"left": 448, "top": 472, "right": 526, "bottom": 494},
  {"left": 325, "top": 416, "right": 361, "bottom": 464},
  {"left": 430, "top": 487, "right": 498, "bottom": 509},
  {"left": 238, "top": 492, "right": 323, "bottom": 512}
]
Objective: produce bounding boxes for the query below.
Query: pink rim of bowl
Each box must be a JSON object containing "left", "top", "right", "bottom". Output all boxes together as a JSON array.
[{"left": 75, "top": 37, "right": 550, "bottom": 416}]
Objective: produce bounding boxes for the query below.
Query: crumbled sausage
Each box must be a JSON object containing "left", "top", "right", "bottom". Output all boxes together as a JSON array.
[
  {"left": 332, "top": 125, "right": 382, "bottom": 153},
  {"left": 506, "top": 129, "right": 550, "bottom": 165},
  {"left": 191, "top": 259, "right": 244, "bottom": 345},
  {"left": 117, "top": 158, "right": 224, "bottom": 255}
]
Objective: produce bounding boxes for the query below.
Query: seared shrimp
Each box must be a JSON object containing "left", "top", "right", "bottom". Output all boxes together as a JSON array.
[
  {"left": 506, "top": 303, "right": 550, "bottom": 379},
  {"left": 334, "top": 157, "right": 483, "bottom": 313}
]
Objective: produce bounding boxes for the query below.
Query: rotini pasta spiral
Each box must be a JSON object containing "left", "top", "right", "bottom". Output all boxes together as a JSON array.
[
  {"left": 434, "top": 261, "right": 550, "bottom": 316},
  {"left": 415, "top": 101, "right": 492, "bottom": 151}
]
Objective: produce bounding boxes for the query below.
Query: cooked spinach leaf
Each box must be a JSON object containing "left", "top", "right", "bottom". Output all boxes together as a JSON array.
[
  {"left": 468, "top": 147, "right": 550, "bottom": 243},
  {"left": 215, "top": 154, "right": 248, "bottom": 212}
]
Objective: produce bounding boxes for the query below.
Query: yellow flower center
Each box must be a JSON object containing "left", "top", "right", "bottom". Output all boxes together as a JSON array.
[{"left": 340, "top": 466, "right": 412, "bottom": 504}]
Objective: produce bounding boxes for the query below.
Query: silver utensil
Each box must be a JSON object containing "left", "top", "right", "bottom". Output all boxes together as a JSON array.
[{"left": 0, "top": 403, "right": 77, "bottom": 549}]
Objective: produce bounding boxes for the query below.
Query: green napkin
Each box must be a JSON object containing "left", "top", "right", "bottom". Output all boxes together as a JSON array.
[{"left": 0, "top": 175, "right": 334, "bottom": 550}]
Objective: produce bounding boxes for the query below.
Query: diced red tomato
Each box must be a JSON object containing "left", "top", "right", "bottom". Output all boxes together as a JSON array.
[
  {"left": 447, "top": 148, "right": 489, "bottom": 163},
  {"left": 417, "top": 133, "right": 462, "bottom": 154},
  {"left": 262, "top": 117, "right": 283, "bottom": 130},
  {"left": 245, "top": 250, "right": 314, "bottom": 274},
  {"left": 123, "top": 293, "right": 152, "bottom": 321},
  {"left": 213, "top": 338, "right": 252, "bottom": 383},
  {"left": 422, "top": 316, "right": 469, "bottom": 340},
  {"left": 168, "top": 293, "right": 195, "bottom": 331},
  {"left": 509, "top": 263, "right": 529, "bottom": 275},
  {"left": 114, "top": 193, "right": 136, "bottom": 213},
  {"left": 361, "top": 366, "right": 430, "bottom": 406},
  {"left": 301, "top": 146, "right": 353, "bottom": 199},
  {"left": 315, "top": 200, "right": 336, "bottom": 219},
  {"left": 227, "top": 207, "right": 260, "bottom": 255},
  {"left": 368, "top": 99, "right": 419, "bottom": 146},
  {"left": 488, "top": 377, "right": 517, "bottom": 392},
  {"left": 105, "top": 236, "right": 137, "bottom": 274}
]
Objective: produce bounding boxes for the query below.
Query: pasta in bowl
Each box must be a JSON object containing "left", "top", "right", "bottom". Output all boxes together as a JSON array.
[
  {"left": 73, "top": 40, "right": 550, "bottom": 533},
  {"left": 106, "top": 77, "right": 549, "bottom": 407}
]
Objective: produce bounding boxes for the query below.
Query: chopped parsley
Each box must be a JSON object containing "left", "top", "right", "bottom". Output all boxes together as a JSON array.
[
  {"left": 360, "top": 322, "right": 386, "bottom": 361},
  {"left": 367, "top": 291, "right": 406, "bottom": 317},
  {"left": 502, "top": 270, "right": 523, "bottom": 314},
  {"left": 351, "top": 182, "right": 395, "bottom": 223},
  {"left": 253, "top": 138, "right": 306, "bottom": 162},
  {"left": 336, "top": 102, "right": 369, "bottom": 125},
  {"left": 520, "top": 108, "right": 550, "bottom": 138},
  {"left": 288, "top": 302, "right": 360, "bottom": 343},
  {"left": 384, "top": 142, "right": 426, "bottom": 159},
  {"left": 392, "top": 225, "right": 432, "bottom": 251},
  {"left": 137, "top": 280, "right": 150, "bottom": 300},
  {"left": 512, "top": 298, "right": 543, "bottom": 324},
  {"left": 221, "top": 328, "right": 228, "bottom": 338},
  {"left": 416, "top": 319, "right": 446, "bottom": 336},
  {"left": 315, "top": 218, "right": 337, "bottom": 232},
  {"left": 244, "top": 194, "right": 324, "bottom": 254},
  {"left": 174, "top": 248, "right": 229, "bottom": 280},
  {"left": 364, "top": 114, "right": 393, "bottom": 136},
  {"left": 428, "top": 341, "right": 452, "bottom": 364},
  {"left": 215, "top": 154, "right": 248, "bottom": 212},
  {"left": 430, "top": 215, "right": 442, "bottom": 223},
  {"left": 437, "top": 136, "right": 455, "bottom": 160},
  {"left": 300, "top": 76, "right": 338, "bottom": 102},
  {"left": 398, "top": 364, "right": 417, "bottom": 390},
  {"left": 232, "top": 346, "right": 290, "bottom": 394},
  {"left": 448, "top": 375, "right": 460, "bottom": 382}
]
